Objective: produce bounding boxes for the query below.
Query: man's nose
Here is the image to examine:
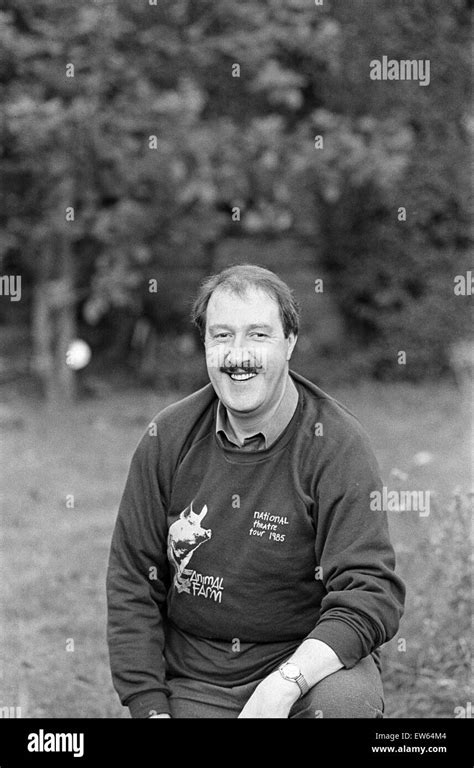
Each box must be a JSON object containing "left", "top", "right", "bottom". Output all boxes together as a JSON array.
[{"left": 224, "top": 343, "right": 251, "bottom": 368}]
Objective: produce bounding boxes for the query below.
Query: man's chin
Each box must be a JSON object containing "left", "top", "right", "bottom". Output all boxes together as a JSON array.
[
  {"left": 215, "top": 386, "right": 264, "bottom": 414},
  {"left": 224, "top": 399, "right": 262, "bottom": 415}
]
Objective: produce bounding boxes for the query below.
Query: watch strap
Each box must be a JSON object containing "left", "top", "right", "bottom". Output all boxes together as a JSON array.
[{"left": 294, "top": 672, "right": 310, "bottom": 697}]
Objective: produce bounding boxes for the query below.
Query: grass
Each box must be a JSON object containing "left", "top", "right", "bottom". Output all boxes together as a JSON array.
[{"left": 0, "top": 381, "right": 471, "bottom": 718}]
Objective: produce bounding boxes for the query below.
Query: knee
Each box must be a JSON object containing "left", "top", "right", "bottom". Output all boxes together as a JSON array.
[{"left": 290, "top": 657, "right": 385, "bottom": 719}]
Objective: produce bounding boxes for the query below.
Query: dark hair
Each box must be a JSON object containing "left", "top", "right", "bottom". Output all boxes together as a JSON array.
[{"left": 191, "top": 263, "right": 300, "bottom": 341}]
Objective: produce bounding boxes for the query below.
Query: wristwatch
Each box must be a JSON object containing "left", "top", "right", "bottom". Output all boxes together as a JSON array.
[{"left": 278, "top": 661, "right": 310, "bottom": 698}]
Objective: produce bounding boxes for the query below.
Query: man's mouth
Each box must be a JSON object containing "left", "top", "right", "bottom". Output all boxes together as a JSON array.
[{"left": 223, "top": 371, "right": 258, "bottom": 382}]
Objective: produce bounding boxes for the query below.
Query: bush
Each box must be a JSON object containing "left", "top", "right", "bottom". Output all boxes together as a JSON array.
[{"left": 382, "top": 490, "right": 471, "bottom": 717}]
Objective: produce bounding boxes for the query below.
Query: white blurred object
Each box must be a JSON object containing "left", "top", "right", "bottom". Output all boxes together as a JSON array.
[
  {"left": 412, "top": 451, "right": 433, "bottom": 467},
  {"left": 66, "top": 339, "right": 91, "bottom": 370},
  {"left": 389, "top": 468, "right": 409, "bottom": 482}
]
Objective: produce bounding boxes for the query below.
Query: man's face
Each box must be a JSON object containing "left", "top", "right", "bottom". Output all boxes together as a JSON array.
[{"left": 204, "top": 286, "right": 297, "bottom": 416}]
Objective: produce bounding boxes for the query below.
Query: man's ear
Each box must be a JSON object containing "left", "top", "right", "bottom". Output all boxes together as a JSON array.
[{"left": 286, "top": 334, "right": 298, "bottom": 361}]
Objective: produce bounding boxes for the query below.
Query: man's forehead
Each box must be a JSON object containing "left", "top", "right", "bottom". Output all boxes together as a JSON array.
[
  {"left": 207, "top": 286, "right": 279, "bottom": 315},
  {"left": 206, "top": 290, "right": 282, "bottom": 334}
]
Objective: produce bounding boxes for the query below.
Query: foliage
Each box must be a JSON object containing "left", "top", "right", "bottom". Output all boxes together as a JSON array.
[
  {"left": 382, "top": 490, "right": 472, "bottom": 717},
  {"left": 0, "top": 0, "right": 471, "bottom": 381}
]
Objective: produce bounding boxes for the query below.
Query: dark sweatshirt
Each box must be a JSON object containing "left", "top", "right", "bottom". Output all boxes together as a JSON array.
[{"left": 106, "top": 370, "right": 405, "bottom": 717}]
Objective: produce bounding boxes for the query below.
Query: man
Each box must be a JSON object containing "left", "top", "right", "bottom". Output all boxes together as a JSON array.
[{"left": 106, "top": 264, "right": 405, "bottom": 719}]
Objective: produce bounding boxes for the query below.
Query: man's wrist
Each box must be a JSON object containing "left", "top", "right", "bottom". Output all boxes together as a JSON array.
[
  {"left": 269, "top": 670, "right": 302, "bottom": 705},
  {"left": 278, "top": 661, "right": 310, "bottom": 697}
]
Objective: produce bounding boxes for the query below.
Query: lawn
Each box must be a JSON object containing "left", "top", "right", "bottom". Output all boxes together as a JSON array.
[{"left": 0, "top": 380, "right": 471, "bottom": 718}]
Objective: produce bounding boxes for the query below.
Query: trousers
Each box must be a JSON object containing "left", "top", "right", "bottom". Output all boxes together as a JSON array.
[{"left": 167, "top": 654, "right": 385, "bottom": 718}]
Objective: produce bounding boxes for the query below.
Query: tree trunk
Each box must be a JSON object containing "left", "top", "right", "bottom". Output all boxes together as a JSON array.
[
  {"left": 31, "top": 271, "right": 54, "bottom": 399},
  {"left": 31, "top": 236, "right": 77, "bottom": 405},
  {"left": 54, "top": 231, "right": 76, "bottom": 404}
]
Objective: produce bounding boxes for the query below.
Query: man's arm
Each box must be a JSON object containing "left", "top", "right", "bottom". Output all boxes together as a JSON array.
[
  {"left": 306, "top": 427, "right": 405, "bottom": 668},
  {"left": 238, "top": 639, "right": 343, "bottom": 717},
  {"left": 240, "top": 425, "right": 405, "bottom": 718},
  {"left": 106, "top": 427, "right": 171, "bottom": 718}
]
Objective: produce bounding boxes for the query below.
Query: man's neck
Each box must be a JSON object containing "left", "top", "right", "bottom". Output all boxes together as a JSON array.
[{"left": 226, "top": 373, "right": 297, "bottom": 442}]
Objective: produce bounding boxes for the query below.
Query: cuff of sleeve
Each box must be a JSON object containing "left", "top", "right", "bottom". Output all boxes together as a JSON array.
[
  {"left": 127, "top": 690, "right": 170, "bottom": 718},
  {"left": 305, "top": 619, "right": 365, "bottom": 669}
]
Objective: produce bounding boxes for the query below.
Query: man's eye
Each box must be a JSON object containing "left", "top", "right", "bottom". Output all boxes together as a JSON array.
[
  {"left": 251, "top": 333, "right": 268, "bottom": 338},
  {"left": 215, "top": 333, "right": 230, "bottom": 338}
]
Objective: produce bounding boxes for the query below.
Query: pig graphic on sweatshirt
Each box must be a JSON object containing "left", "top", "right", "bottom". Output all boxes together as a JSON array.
[{"left": 167, "top": 501, "right": 212, "bottom": 593}]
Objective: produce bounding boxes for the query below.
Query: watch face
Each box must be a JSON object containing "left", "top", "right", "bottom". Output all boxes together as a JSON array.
[{"left": 282, "top": 663, "right": 300, "bottom": 680}]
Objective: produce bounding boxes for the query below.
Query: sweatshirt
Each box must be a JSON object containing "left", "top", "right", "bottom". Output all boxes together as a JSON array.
[{"left": 106, "top": 370, "right": 405, "bottom": 718}]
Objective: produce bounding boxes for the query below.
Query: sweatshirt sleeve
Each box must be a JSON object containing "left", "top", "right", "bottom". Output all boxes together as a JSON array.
[
  {"left": 306, "top": 424, "right": 405, "bottom": 667},
  {"left": 106, "top": 427, "right": 171, "bottom": 718}
]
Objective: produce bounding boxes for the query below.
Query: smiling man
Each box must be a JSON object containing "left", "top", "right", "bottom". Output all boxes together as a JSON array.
[
  {"left": 205, "top": 284, "right": 298, "bottom": 450},
  {"left": 106, "top": 264, "right": 405, "bottom": 719}
]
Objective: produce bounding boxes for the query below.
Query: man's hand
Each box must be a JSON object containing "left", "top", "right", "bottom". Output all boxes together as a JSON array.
[{"left": 238, "top": 670, "right": 300, "bottom": 718}]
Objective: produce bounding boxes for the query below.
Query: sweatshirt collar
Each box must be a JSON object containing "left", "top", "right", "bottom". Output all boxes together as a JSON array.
[{"left": 215, "top": 374, "right": 299, "bottom": 449}]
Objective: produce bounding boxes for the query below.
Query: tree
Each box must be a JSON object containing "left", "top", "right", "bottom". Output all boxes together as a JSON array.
[{"left": 1, "top": 0, "right": 469, "bottom": 396}]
